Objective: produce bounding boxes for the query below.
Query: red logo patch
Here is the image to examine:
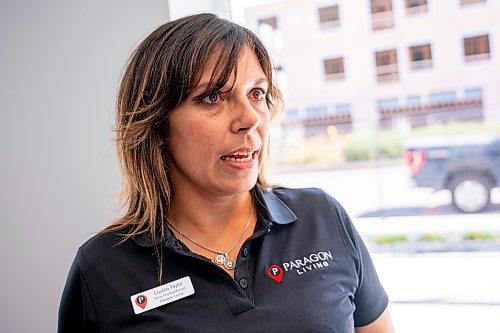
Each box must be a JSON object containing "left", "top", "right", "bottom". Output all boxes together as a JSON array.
[
  {"left": 268, "top": 264, "right": 284, "bottom": 283},
  {"left": 135, "top": 295, "right": 148, "bottom": 309}
]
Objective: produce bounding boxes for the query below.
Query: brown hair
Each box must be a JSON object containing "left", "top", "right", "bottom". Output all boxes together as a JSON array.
[{"left": 106, "top": 14, "right": 282, "bottom": 255}]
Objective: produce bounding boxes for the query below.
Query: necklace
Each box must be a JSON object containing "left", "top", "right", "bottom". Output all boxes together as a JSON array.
[{"left": 166, "top": 204, "right": 254, "bottom": 270}]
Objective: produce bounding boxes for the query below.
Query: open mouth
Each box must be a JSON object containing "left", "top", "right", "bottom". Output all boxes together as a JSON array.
[{"left": 220, "top": 150, "right": 258, "bottom": 163}]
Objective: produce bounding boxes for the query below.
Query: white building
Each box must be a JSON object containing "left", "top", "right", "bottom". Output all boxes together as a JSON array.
[{"left": 243, "top": 0, "right": 500, "bottom": 136}]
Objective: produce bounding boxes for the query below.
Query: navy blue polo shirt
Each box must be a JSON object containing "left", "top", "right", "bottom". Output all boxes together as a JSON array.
[{"left": 58, "top": 187, "right": 388, "bottom": 332}]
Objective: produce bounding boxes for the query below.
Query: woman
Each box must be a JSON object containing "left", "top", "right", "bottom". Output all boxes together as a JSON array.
[{"left": 59, "top": 13, "right": 394, "bottom": 332}]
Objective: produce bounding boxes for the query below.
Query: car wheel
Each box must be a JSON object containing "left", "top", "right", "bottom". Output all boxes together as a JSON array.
[{"left": 450, "top": 174, "right": 492, "bottom": 213}]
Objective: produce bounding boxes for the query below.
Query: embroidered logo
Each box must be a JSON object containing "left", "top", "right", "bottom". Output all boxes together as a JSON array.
[
  {"left": 135, "top": 295, "right": 148, "bottom": 309},
  {"left": 282, "top": 250, "right": 334, "bottom": 276},
  {"left": 267, "top": 250, "right": 334, "bottom": 282},
  {"left": 267, "top": 264, "right": 284, "bottom": 283}
]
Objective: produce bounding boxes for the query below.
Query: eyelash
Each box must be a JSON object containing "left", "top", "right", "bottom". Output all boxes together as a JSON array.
[
  {"left": 201, "top": 92, "right": 223, "bottom": 105},
  {"left": 251, "top": 88, "right": 267, "bottom": 101},
  {"left": 195, "top": 88, "right": 268, "bottom": 106}
]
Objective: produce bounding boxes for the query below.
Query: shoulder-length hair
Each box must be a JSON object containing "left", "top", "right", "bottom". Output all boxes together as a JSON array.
[{"left": 106, "top": 13, "right": 282, "bottom": 247}]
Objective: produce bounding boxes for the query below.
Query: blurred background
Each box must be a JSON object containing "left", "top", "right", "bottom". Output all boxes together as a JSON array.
[{"left": 1, "top": 0, "right": 499, "bottom": 332}]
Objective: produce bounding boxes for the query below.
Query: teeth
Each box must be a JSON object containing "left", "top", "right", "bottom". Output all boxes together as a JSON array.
[
  {"left": 221, "top": 152, "right": 255, "bottom": 162},
  {"left": 232, "top": 151, "right": 251, "bottom": 157}
]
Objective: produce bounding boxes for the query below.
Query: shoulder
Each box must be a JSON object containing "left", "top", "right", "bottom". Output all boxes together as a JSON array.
[
  {"left": 262, "top": 186, "right": 359, "bottom": 257},
  {"left": 266, "top": 186, "right": 347, "bottom": 218},
  {"left": 260, "top": 185, "right": 353, "bottom": 237},
  {"left": 77, "top": 227, "right": 141, "bottom": 272},
  {"left": 80, "top": 229, "right": 124, "bottom": 257},
  {"left": 59, "top": 230, "right": 130, "bottom": 330},
  {"left": 270, "top": 186, "right": 325, "bottom": 200}
]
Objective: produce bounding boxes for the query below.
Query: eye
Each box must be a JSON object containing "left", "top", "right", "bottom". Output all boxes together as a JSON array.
[
  {"left": 250, "top": 89, "right": 266, "bottom": 101},
  {"left": 202, "top": 92, "right": 221, "bottom": 105}
]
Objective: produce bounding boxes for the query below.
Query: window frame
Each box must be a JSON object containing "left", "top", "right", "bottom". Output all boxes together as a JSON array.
[
  {"left": 258, "top": 16, "right": 278, "bottom": 30},
  {"left": 375, "top": 49, "right": 399, "bottom": 82},
  {"left": 429, "top": 91, "right": 457, "bottom": 105},
  {"left": 370, "top": 0, "right": 393, "bottom": 13},
  {"left": 335, "top": 103, "right": 351, "bottom": 115},
  {"left": 463, "top": 34, "right": 490, "bottom": 62},
  {"left": 323, "top": 57, "right": 345, "bottom": 80},
  {"left": 370, "top": 0, "right": 394, "bottom": 30},
  {"left": 318, "top": 5, "right": 340, "bottom": 29},
  {"left": 405, "top": 0, "right": 428, "bottom": 14},
  {"left": 408, "top": 43, "right": 433, "bottom": 70},
  {"left": 306, "top": 106, "right": 328, "bottom": 118},
  {"left": 377, "top": 98, "right": 399, "bottom": 111},
  {"left": 406, "top": 95, "right": 422, "bottom": 106},
  {"left": 464, "top": 87, "right": 483, "bottom": 100},
  {"left": 460, "top": 0, "right": 486, "bottom": 6}
]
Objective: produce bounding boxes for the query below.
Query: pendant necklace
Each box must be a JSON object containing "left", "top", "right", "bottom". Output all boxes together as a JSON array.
[{"left": 166, "top": 204, "right": 254, "bottom": 270}]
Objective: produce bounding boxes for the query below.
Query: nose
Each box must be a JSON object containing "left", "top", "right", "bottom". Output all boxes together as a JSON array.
[{"left": 230, "top": 96, "right": 261, "bottom": 134}]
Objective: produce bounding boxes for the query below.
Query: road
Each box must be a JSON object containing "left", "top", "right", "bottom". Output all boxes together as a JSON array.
[
  {"left": 270, "top": 165, "right": 500, "bottom": 333},
  {"left": 269, "top": 164, "right": 500, "bottom": 219}
]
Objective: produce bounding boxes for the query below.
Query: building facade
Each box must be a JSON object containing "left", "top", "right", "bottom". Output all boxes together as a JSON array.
[{"left": 243, "top": 0, "right": 500, "bottom": 137}]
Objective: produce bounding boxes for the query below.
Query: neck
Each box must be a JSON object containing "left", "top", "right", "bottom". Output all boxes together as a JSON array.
[
  {"left": 168, "top": 189, "right": 254, "bottom": 237},
  {"left": 167, "top": 190, "right": 256, "bottom": 276}
]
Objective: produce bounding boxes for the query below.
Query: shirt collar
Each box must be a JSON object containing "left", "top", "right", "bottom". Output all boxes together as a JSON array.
[
  {"left": 254, "top": 185, "right": 297, "bottom": 225},
  {"left": 132, "top": 185, "right": 297, "bottom": 247}
]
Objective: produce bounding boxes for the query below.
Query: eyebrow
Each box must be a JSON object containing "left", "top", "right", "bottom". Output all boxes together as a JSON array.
[
  {"left": 253, "top": 78, "right": 270, "bottom": 87},
  {"left": 192, "top": 77, "right": 269, "bottom": 94}
]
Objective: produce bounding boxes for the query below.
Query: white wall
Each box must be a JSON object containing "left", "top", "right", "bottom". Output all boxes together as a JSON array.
[
  {"left": 0, "top": 1, "right": 169, "bottom": 331},
  {"left": 169, "top": 0, "right": 231, "bottom": 20},
  {"left": 1, "top": 1, "right": 235, "bottom": 331}
]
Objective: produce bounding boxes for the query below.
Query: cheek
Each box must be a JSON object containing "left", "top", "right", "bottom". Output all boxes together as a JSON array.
[
  {"left": 177, "top": 124, "right": 222, "bottom": 158},
  {"left": 260, "top": 112, "right": 271, "bottom": 136}
]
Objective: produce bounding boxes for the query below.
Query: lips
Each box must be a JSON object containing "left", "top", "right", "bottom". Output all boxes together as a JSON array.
[{"left": 221, "top": 149, "right": 258, "bottom": 163}]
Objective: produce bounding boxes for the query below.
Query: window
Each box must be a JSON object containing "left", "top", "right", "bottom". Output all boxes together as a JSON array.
[
  {"left": 257, "top": 16, "right": 282, "bottom": 51},
  {"left": 335, "top": 104, "right": 351, "bottom": 115},
  {"left": 258, "top": 16, "right": 278, "bottom": 30},
  {"left": 377, "top": 98, "right": 399, "bottom": 110},
  {"left": 318, "top": 5, "right": 340, "bottom": 29},
  {"left": 371, "top": 0, "right": 394, "bottom": 30},
  {"left": 371, "top": 0, "right": 392, "bottom": 13},
  {"left": 286, "top": 109, "right": 299, "bottom": 119},
  {"left": 407, "top": 95, "right": 421, "bottom": 106},
  {"left": 461, "top": 0, "right": 486, "bottom": 5},
  {"left": 429, "top": 91, "right": 456, "bottom": 104},
  {"left": 405, "top": 0, "right": 428, "bottom": 14},
  {"left": 409, "top": 44, "right": 432, "bottom": 69},
  {"left": 306, "top": 106, "right": 328, "bottom": 118},
  {"left": 464, "top": 87, "right": 483, "bottom": 100},
  {"left": 324, "top": 57, "right": 345, "bottom": 80},
  {"left": 464, "top": 34, "right": 490, "bottom": 61},
  {"left": 375, "top": 49, "right": 399, "bottom": 82}
]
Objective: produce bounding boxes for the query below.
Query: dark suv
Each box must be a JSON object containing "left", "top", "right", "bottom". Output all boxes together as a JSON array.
[{"left": 404, "top": 133, "right": 500, "bottom": 213}]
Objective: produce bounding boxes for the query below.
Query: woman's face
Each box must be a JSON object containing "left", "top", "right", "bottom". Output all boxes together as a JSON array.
[{"left": 167, "top": 46, "right": 271, "bottom": 199}]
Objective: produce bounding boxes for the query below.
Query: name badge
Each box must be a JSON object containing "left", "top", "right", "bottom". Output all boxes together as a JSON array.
[{"left": 130, "top": 276, "right": 195, "bottom": 314}]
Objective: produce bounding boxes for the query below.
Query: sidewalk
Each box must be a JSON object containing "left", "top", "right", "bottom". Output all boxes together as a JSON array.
[
  {"left": 389, "top": 303, "right": 500, "bottom": 333},
  {"left": 354, "top": 213, "right": 500, "bottom": 236},
  {"left": 371, "top": 252, "right": 500, "bottom": 333}
]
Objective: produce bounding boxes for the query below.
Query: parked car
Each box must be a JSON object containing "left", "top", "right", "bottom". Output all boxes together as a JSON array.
[{"left": 404, "top": 133, "right": 500, "bottom": 213}]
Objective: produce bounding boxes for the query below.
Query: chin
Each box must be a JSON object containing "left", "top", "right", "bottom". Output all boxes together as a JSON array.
[{"left": 223, "top": 177, "right": 258, "bottom": 195}]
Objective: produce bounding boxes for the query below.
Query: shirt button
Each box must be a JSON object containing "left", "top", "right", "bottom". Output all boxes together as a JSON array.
[
  {"left": 242, "top": 247, "right": 249, "bottom": 258},
  {"left": 239, "top": 278, "right": 248, "bottom": 289}
]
